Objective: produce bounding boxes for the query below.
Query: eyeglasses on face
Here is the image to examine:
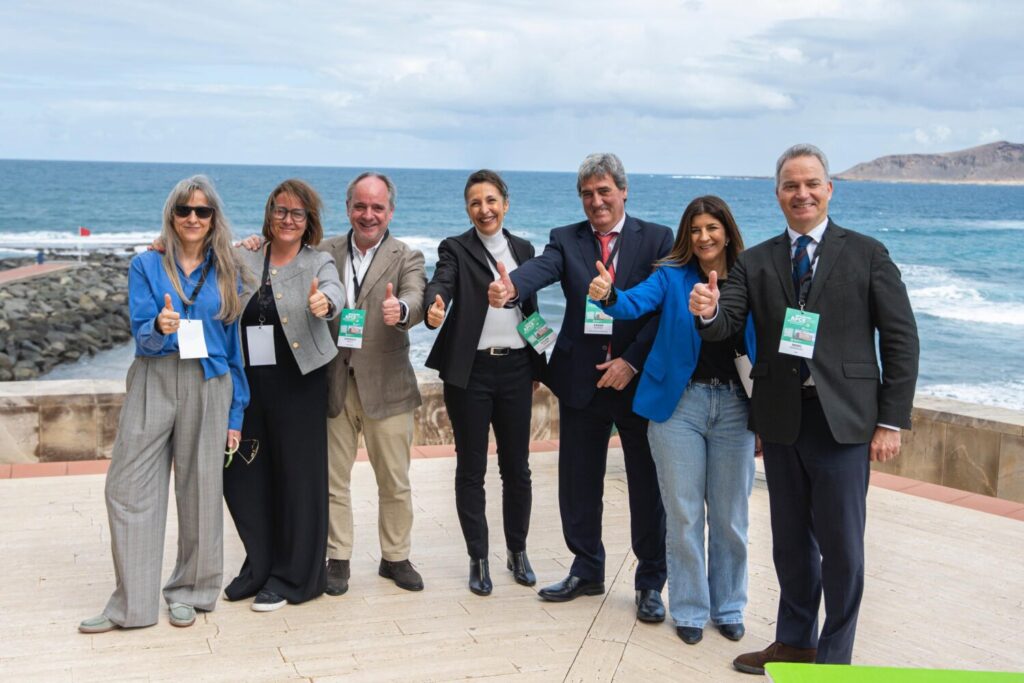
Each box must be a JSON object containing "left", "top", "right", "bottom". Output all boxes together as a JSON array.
[
  {"left": 173, "top": 205, "right": 215, "bottom": 220},
  {"left": 271, "top": 206, "right": 309, "bottom": 223}
]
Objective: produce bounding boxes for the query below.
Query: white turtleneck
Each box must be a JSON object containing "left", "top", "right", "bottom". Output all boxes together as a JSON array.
[{"left": 476, "top": 228, "right": 525, "bottom": 350}]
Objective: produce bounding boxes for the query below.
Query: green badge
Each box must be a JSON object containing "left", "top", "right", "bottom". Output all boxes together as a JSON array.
[
  {"left": 584, "top": 297, "right": 613, "bottom": 335},
  {"left": 779, "top": 307, "right": 819, "bottom": 359},
  {"left": 337, "top": 308, "right": 366, "bottom": 349},
  {"left": 517, "top": 311, "right": 556, "bottom": 353}
]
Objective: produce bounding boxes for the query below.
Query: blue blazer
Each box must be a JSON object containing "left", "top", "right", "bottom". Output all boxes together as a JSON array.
[{"left": 601, "top": 261, "right": 756, "bottom": 423}]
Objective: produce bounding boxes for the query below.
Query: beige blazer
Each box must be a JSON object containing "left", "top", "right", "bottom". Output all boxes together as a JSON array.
[
  {"left": 320, "top": 233, "right": 426, "bottom": 420},
  {"left": 236, "top": 244, "right": 344, "bottom": 375}
]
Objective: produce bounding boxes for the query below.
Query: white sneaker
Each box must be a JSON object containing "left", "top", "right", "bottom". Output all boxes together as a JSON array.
[{"left": 251, "top": 589, "right": 286, "bottom": 612}]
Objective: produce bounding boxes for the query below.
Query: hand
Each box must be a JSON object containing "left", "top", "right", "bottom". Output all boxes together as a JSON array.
[
  {"left": 595, "top": 357, "right": 636, "bottom": 390},
  {"left": 226, "top": 429, "right": 241, "bottom": 453},
  {"left": 381, "top": 282, "right": 401, "bottom": 326},
  {"left": 426, "top": 293, "right": 446, "bottom": 328},
  {"left": 237, "top": 234, "right": 264, "bottom": 251},
  {"left": 148, "top": 237, "right": 166, "bottom": 253},
  {"left": 689, "top": 270, "right": 720, "bottom": 317},
  {"left": 869, "top": 427, "right": 902, "bottom": 462},
  {"left": 487, "top": 261, "right": 517, "bottom": 308},
  {"left": 588, "top": 260, "right": 613, "bottom": 301},
  {"left": 157, "top": 293, "right": 180, "bottom": 334},
  {"left": 754, "top": 434, "right": 763, "bottom": 458},
  {"left": 308, "top": 277, "right": 329, "bottom": 318}
]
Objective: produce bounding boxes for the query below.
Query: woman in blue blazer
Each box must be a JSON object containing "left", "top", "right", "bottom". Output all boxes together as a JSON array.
[{"left": 589, "top": 195, "right": 756, "bottom": 646}]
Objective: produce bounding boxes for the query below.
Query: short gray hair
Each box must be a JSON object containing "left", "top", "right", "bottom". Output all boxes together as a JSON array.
[
  {"left": 775, "top": 144, "right": 830, "bottom": 190},
  {"left": 346, "top": 171, "right": 397, "bottom": 209},
  {"left": 577, "top": 153, "right": 628, "bottom": 195}
]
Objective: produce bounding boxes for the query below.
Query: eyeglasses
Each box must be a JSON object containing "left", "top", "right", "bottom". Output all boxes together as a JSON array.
[
  {"left": 271, "top": 206, "right": 309, "bottom": 223},
  {"left": 225, "top": 439, "right": 259, "bottom": 468},
  {"left": 174, "top": 205, "right": 215, "bottom": 220}
]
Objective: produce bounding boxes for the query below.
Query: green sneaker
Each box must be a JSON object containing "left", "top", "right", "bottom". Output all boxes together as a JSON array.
[
  {"left": 168, "top": 603, "right": 196, "bottom": 627},
  {"left": 78, "top": 614, "right": 119, "bottom": 634}
]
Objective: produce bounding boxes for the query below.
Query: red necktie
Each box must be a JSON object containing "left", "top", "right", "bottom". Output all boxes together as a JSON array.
[{"left": 595, "top": 231, "right": 616, "bottom": 281}]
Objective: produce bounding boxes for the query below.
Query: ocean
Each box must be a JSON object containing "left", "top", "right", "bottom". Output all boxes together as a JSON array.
[{"left": 1, "top": 159, "right": 1022, "bottom": 410}]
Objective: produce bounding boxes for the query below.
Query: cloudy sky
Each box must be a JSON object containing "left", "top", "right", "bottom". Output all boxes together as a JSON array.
[{"left": 1, "top": 0, "right": 1021, "bottom": 175}]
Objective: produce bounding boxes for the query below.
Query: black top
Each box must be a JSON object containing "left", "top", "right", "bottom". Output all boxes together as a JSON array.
[
  {"left": 691, "top": 272, "right": 745, "bottom": 383},
  {"left": 241, "top": 285, "right": 299, "bottom": 372}
]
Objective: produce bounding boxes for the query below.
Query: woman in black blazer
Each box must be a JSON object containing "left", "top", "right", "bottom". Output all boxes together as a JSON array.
[{"left": 424, "top": 169, "right": 547, "bottom": 596}]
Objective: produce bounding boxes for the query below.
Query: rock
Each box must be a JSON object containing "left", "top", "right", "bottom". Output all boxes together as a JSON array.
[{"left": 0, "top": 352, "right": 12, "bottom": 370}]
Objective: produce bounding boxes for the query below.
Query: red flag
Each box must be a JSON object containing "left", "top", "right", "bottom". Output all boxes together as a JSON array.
[{"left": 78, "top": 226, "right": 91, "bottom": 236}]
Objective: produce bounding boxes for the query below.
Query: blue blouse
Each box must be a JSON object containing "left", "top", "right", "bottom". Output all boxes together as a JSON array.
[{"left": 128, "top": 250, "right": 249, "bottom": 430}]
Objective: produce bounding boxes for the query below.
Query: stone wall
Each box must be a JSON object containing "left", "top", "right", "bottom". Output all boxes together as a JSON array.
[{"left": 1, "top": 379, "right": 1020, "bottom": 504}]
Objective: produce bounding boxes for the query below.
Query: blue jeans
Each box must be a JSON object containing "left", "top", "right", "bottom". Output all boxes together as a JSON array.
[{"left": 648, "top": 381, "right": 754, "bottom": 628}]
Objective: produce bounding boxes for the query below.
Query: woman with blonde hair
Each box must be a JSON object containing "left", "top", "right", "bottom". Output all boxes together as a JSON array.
[{"left": 80, "top": 175, "right": 248, "bottom": 633}]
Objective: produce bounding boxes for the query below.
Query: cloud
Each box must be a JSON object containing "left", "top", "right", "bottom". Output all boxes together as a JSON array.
[{"left": 913, "top": 125, "right": 952, "bottom": 145}]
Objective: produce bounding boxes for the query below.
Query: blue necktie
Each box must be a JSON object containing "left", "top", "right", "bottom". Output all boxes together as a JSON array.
[
  {"left": 792, "top": 234, "right": 813, "bottom": 300},
  {"left": 792, "top": 235, "right": 813, "bottom": 383}
]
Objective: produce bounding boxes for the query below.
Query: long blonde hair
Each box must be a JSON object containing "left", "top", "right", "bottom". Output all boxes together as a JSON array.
[{"left": 159, "top": 175, "right": 245, "bottom": 322}]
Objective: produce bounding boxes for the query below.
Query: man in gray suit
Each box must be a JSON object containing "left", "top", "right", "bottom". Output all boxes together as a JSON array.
[
  {"left": 690, "top": 144, "right": 918, "bottom": 674},
  {"left": 320, "top": 172, "right": 427, "bottom": 595}
]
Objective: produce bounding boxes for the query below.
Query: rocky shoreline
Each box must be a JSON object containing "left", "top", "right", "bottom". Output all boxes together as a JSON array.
[{"left": 0, "top": 253, "right": 133, "bottom": 381}]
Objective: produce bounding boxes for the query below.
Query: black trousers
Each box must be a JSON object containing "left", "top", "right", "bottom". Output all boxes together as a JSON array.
[
  {"left": 223, "top": 362, "right": 328, "bottom": 604},
  {"left": 444, "top": 349, "right": 534, "bottom": 559},
  {"left": 762, "top": 396, "right": 870, "bottom": 665},
  {"left": 558, "top": 384, "right": 667, "bottom": 590}
]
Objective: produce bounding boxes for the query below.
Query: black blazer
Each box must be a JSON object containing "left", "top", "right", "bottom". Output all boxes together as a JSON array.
[
  {"left": 509, "top": 215, "right": 673, "bottom": 410},
  {"left": 424, "top": 228, "right": 547, "bottom": 389},
  {"left": 702, "top": 220, "right": 919, "bottom": 445}
]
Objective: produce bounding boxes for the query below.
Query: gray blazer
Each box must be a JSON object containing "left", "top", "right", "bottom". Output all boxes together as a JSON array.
[{"left": 237, "top": 244, "right": 344, "bottom": 375}]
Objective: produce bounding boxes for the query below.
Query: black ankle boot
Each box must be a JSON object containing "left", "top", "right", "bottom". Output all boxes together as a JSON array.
[
  {"left": 469, "top": 558, "right": 492, "bottom": 596},
  {"left": 506, "top": 550, "right": 536, "bottom": 586}
]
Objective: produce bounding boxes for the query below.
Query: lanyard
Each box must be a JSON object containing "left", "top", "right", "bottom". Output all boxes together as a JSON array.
[
  {"left": 181, "top": 254, "right": 213, "bottom": 319},
  {"left": 473, "top": 229, "right": 517, "bottom": 272},
  {"left": 256, "top": 247, "right": 273, "bottom": 325},
  {"left": 595, "top": 231, "right": 622, "bottom": 273},
  {"left": 349, "top": 229, "right": 389, "bottom": 302}
]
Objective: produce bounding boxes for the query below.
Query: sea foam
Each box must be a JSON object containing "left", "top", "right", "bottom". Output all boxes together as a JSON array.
[
  {"left": 919, "top": 381, "right": 1024, "bottom": 412},
  {"left": 901, "top": 264, "right": 1024, "bottom": 326}
]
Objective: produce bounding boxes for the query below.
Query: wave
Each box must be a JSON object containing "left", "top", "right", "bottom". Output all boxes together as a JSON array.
[
  {"left": 0, "top": 230, "right": 157, "bottom": 250},
  {"left": 670, "top": 174, "right": 722, "bottom": 180},
  {"left": 919, "top": 381, "right": 1024, "bottom": 412},
  {"left": 900, "top": 264, "right": 1024, "bottom": 326},
  {"left": 916, "top": 218, "right": 1024, "bottom": 232}
]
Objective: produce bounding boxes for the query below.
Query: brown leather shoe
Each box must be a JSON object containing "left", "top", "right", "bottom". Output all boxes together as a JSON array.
[{"left": 733, "top": 641, "right": 816, "bottom": 675}]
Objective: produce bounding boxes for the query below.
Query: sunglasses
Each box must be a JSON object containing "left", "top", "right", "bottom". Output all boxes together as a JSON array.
[{"left": 174, "top": 205, "right": 215, "bottom": 220}]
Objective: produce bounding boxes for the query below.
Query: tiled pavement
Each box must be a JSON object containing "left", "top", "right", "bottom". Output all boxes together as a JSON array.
[{"left": 1, "top": 443, "right": 1022, "bottom": 681}]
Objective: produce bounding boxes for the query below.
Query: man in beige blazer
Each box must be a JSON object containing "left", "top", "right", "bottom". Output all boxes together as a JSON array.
[{"left": 321, "top": 172, "right": 427, "bottom": 595}]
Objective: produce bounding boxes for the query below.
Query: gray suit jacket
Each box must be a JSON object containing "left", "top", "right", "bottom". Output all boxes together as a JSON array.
[
  {"left": 701, "top": 220, "right": 919, "bottom": 445},
  {"left": 320, "top": 233, "right": 426, "bottom": 420},
  {"left": 237, "top": 244, "right": 344, "bottom": 375}
]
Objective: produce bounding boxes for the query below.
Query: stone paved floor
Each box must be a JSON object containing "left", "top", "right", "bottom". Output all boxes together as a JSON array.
[{"left": 1, "top": 449, "right": 1022, "bottom": 681}]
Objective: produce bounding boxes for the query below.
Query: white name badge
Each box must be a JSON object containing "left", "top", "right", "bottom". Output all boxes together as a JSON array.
[
  {"left": 337, "top": 308, "right": 366, "bottom": 349},
  {"left": 176, "top": 319, "right": 209, "bottom": 359},
  {"left": 584, "top": 298, "right": 613, "bottom": 335},
  {"left": 778, "top": 307, "right": 819, "bottom": 359},
  {"left": 246, "top": 325, "right": 276, "bottom": 366}
]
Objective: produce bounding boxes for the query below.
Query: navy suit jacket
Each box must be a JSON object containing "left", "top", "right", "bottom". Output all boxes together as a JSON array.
[
  {"left": 701, "top": 220, "right": 919, "bottom": 444},
  {"left": 510, "top": 214, "right": 673, "bottom": 410}
]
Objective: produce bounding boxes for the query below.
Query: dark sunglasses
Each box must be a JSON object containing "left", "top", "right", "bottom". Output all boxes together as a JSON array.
[{"left": 174, "top": 205, "right": 215, "bottom": 219}]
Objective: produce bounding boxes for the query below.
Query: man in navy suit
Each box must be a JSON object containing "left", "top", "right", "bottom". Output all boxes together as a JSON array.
[
  {"left": 488, "top": 153, "right": 672, "bottom": 622},
  {"left": 690, "top": 144, "right": 919, "bottom": 673}
]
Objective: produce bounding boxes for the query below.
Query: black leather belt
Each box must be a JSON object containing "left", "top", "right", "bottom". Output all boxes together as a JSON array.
[
  {"left": 691, "top": 377, "right": 741, "bottom": 390},
  {"left": 477, "top": 347, "right": 525, "bottom": 356},
  {"left": 801, "top": 385, "right": 818, "bottom": 399}
]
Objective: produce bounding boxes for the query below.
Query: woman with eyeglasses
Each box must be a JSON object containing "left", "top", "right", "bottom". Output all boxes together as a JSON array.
[
  {"left": 79, "top": 175, "right": 249, "bottom": 634},
  {"left": 222, "top": 178, "right": 343, "bottom": 612},
  {"left": 423, "top": 170, "right": 547, "bottom": 595}
]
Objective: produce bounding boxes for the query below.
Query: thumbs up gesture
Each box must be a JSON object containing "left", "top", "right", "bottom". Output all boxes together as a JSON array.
[
  {"left": 381, "top": 282, "right": 402, "bottom": 326},
  {"left": 157, "top": 293, "right": 180, "bottom": 334},
  {"left": 308, "top": 277, "right": 329, "bottom": 318},
  {"left": 688, "top": 270, "right": 720, "bottom": 318},
  {"left": 426, "top": 293, "right": 446, "bottom": 328},
  {"left": 588, "top": 260, "right": 614, "bottom": 302},
  {"left": 487, "top": 261, "right": 517, "bottom": 308}
]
